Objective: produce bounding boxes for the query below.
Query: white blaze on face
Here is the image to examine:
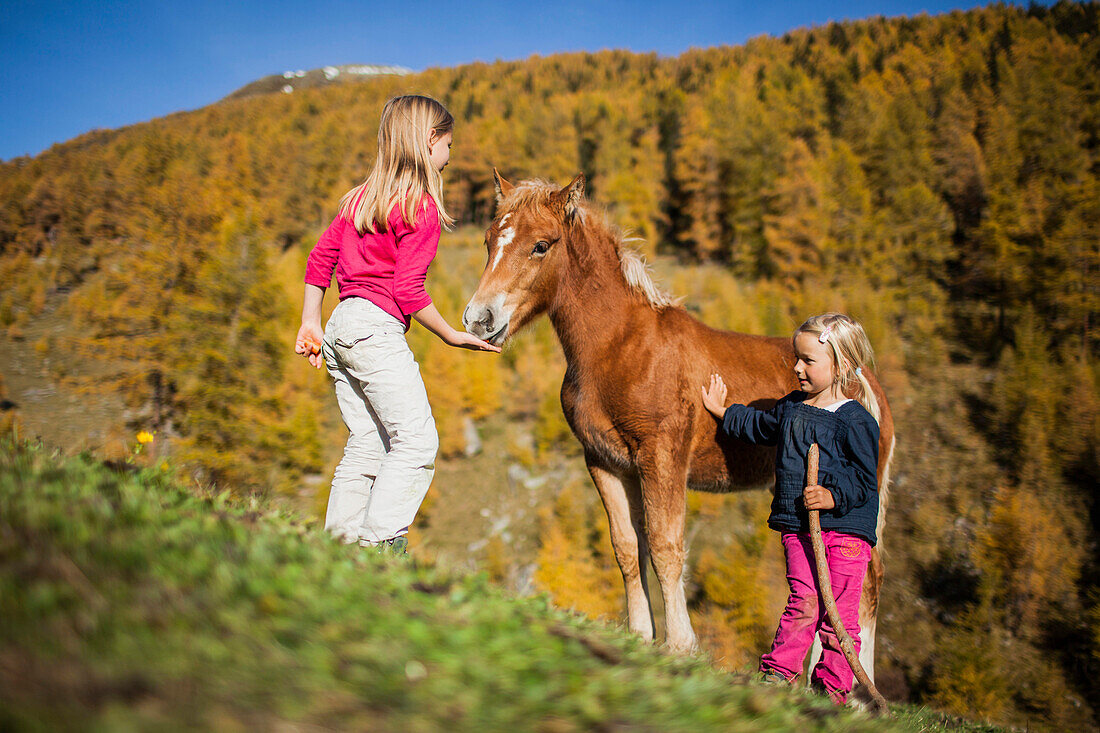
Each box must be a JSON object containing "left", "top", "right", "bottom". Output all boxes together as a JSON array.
[{"left": 491, "top": 214, "right": 514, "bottom": 271}]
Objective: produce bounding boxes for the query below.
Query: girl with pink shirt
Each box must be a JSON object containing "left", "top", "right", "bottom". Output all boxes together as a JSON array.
[{"left": 295, "top": 95, "right": 499, "bottom": 554}]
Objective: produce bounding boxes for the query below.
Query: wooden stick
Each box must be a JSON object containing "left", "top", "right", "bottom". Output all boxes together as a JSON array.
[{"left": 806, "top": 443, "right": 889, "bottom": 715}]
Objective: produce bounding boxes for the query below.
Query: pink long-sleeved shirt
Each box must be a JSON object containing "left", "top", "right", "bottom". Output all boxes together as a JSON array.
[{"left": 304, "top": 199, "right": 440, "bottom": 331}]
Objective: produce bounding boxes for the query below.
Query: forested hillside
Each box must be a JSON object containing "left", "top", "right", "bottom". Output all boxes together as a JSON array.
[{"left": 1, "top": 2, "right": 1097, "bottom": 729}]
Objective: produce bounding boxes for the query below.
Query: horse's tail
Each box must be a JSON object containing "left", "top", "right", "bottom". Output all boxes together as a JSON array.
[
  {"left": 876, "top": 434, "right": 895, "bottom": 552},
  {"left": 848, "top": 432, "right": 894, "bottom": 689}
]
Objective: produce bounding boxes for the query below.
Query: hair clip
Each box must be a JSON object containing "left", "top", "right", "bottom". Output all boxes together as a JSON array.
[
  {"left": 818, "top": 325, "right": 833, "bottom": 343},
  {"left": 855, "top": 366, "right": 863, "bottom": 377}
]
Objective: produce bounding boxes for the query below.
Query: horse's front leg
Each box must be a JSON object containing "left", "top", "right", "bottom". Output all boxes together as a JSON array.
[
  {"left": 637, "top": 438, "right": 696, "bottom": 654},
  {"left": 587, "top": 460, "right": 654, "bottom": 640}
]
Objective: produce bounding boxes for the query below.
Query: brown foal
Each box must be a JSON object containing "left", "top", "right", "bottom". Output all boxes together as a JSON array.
[{"left": 463, "top": 172, "right": 894, "bottom": 673}]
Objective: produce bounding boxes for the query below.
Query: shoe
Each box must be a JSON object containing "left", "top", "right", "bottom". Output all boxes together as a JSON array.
[
  {"left": 810, "top": 679, "right": 847, "bottom": 705},
  {"left": 360, "top": 536, "right": 409, "bottom": 555},
  {"left": 760, "top": 669, "right": 790, "bottom": 686}
]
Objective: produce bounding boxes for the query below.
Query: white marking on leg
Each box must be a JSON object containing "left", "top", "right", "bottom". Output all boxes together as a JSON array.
[
  {"left": 491, "top": 226, "right": 515, "bottom": 271},
  {"left": 663, "top": 576, "right": 696, "bottom": 653},
  {"left": 808, "top": 636, "right": 823, "bottom": 685},
  {"left": 859, "top": 618, "right": 876, "bottom": 684},
  {"left": 626, "top": 584, "right": 655, "bottom": 640}
]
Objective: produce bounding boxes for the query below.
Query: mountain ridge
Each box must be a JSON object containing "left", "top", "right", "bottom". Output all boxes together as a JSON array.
[{"left": 222, "top": 62, "right": 414, "bottom": 102}]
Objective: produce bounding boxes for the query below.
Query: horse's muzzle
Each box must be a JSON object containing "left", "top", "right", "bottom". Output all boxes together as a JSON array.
[{"left": 463, "top": 299, "right": 509, "bottom": 345}]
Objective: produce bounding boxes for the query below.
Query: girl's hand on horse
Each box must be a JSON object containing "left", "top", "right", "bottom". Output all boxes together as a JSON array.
[
  {"left": 295, "top": 322, "right": 325, "bottom": 369},
  {"left": 803, "top": 484, "right": 836, "bottom": 511},
  {"left": 701, "top": 373, "right": 728, "bottom": 419},
  {"left": 445, "top": 328, "right": 502, "bottom": 353}
]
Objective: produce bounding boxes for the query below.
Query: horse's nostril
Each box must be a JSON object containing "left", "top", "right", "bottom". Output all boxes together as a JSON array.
[{"left": 463, "top": 305, "right": 496, "bottom": 336}]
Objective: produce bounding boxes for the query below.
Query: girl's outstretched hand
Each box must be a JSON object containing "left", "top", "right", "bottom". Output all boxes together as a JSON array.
[
  {"left": 446, "top": 329, "right": 502, "bottom": 353},
  {"left": 701, "top": 373, "right": 728, "bottom": 419},
  {"left": 295, "top": 323, "right": 325, "bottom": 369}
]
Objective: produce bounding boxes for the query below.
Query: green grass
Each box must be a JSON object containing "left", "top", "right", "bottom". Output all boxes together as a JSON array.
[{"left": 0, "top": 440, "right": 998, "bottom": 731}]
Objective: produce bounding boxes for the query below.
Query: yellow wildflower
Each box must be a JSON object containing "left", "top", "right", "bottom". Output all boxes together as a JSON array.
[{"left": 136, "top": 430, "right": 154, "bottom": 444}]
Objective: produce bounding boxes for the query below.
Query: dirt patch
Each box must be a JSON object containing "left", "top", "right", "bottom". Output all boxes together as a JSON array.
[{"left": 0, "top": 299, "right": 127, "bottom": 454}]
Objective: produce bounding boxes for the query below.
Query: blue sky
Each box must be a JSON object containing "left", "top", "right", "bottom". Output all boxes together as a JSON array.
[{"left": 1, "top": 1, "right": 1000, "bottom": 161}]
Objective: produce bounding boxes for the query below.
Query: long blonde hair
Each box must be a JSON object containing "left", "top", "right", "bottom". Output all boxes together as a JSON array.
[
  {"left": 796, "top": 313, "right": 881, "bottom": 423},
  {"left": 339, "top": 94, "right": 455, "bottom": 234}
]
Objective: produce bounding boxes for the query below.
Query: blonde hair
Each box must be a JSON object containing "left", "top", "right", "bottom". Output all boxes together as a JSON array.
[
  {"left": 339, "top": 94, "right": 455, "bottom": 234},
  {"left": 795, "top": 313, "right": 881, "bottom": 423}
]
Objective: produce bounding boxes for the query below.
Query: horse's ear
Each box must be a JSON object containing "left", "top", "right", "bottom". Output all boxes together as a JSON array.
[
  {"left": 493, "top": 168, "right": 514, "bottom": 205},
  {"left": 552, "top": 173, "right": 586, "bottom": 221}
]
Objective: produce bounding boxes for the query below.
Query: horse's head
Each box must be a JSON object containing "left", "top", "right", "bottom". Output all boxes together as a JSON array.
[{"left": 462, "top": 170, "right": 585, "bottom": 345}]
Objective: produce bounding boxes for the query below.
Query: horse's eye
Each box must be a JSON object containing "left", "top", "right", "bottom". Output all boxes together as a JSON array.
[{"left": 532, "top": 241, "right": 550, "bottom": 255}]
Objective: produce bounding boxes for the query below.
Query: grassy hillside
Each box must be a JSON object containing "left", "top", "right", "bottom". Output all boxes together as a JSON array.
[{"left": 0, "top": 439, "right": 1000, "bottom": 731}]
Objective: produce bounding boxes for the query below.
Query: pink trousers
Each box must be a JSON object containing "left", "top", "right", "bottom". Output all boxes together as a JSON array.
[{"left": 760, "top": 531, "right": 871, "bottom": 703}]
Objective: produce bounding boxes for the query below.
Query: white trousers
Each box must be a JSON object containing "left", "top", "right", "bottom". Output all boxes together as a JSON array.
[{"left": 321, "top": 297, "right": 438, "bottom": 544}]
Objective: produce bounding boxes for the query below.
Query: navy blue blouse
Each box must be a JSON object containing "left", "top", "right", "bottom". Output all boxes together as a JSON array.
[{"left": 721, "top": 391, "right": 880, "bottom": 545}]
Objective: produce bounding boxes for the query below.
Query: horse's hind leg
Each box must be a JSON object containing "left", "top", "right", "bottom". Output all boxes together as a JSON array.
[
  {"left": 588, "top": 461, "right": 655, "bottom": 640},
  {"left": 856, "top": 547, "right": 884, "bottom": 687}
]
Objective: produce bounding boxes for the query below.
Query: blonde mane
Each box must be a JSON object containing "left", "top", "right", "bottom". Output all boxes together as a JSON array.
[{"left": 500, "top": 180, "right": 673, "bottom": 310}]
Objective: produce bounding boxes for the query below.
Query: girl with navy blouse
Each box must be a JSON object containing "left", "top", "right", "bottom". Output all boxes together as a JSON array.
[{"left": 701, "top": 313, "right": 881, "bottom": 705}]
